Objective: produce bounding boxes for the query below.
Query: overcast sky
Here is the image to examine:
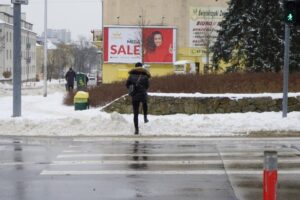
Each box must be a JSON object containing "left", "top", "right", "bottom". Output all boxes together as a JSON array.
[{"left": 1, "top": 0, "right": 102, "bottom": 41}]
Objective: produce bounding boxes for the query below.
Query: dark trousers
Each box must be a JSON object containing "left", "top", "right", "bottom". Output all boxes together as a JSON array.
[
  {"left": 132, "top": 100, "right": 148, "bottom": 130},
  {"left": 67, "top": 84, "right": 74, "bottom": 92}
]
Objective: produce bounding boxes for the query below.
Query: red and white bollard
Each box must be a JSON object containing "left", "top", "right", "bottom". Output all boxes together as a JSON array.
[{"left": 263, "top": 151, "right": 278, "bottom": 200}]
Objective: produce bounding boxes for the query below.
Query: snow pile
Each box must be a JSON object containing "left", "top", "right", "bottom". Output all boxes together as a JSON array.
[
  {"left": 0, "top": 80, "right": 65, "bottom": 96},
  {"left": 1, "top": 82, "right": 300, "bottom": 136}
]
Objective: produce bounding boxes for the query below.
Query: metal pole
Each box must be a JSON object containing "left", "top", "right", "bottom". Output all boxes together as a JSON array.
[
  {"left": 263, "top": 151, "right": 278, "bottom": 200},
  {"left": 282, "top": 24, "right": 290, "bottom": 118},
  {"left": 12, "top": 3, "right": 22, "bottom": 117},
  {"left": 101, "top": 0, "right": 103, "bottom": 81},
  {"left": 43, "top": 0, "right": 48, "bottom": 97}
]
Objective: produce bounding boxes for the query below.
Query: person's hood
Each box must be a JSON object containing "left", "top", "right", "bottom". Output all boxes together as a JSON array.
[{"left": 128, "top": 67, "right": 151, "bottom": 78}]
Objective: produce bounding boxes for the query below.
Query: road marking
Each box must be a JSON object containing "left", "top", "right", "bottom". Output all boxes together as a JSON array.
[
  {"left": 1, "top": 158, "right": 300, "bottom": 167},
  {"left": 0, "top": 161, "right": 50, "bottom": 166},
  {"left": 73, "top": 137, "right": 300, "bottom": 142},
  {"left": 40, "top": 170, "right": 227, "bottom": 175},
  {"left": 49, "top": 159, "right": 300, "bottom": 166},
  {"left": 56, "top": 152, "right": 299, "bottom": 159},
  {"left": 57, "top": 153, "right": 220, "bottom": 158},
  {"left": 51, "top": 160, "right": 223, "bottom": 165},
  {"left": 63, "top": 150, "right": 81, "bottom": 153},
  {"left": 40, "top": 170, "right": 300, "bottom": 176}
]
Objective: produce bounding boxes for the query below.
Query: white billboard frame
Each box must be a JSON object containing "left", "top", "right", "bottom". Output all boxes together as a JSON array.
[{"left": 104, "top": 25, "right": 177, "bottom": 64}]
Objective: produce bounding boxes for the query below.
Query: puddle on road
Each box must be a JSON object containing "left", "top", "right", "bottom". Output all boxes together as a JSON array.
[{"left": 128, "top": 141, "right": 148, "bottom": 170}]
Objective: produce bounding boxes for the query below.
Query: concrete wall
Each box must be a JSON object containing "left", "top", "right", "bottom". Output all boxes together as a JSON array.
[{"left": 103, "top": 95, "right": 300, "bottom": 115}]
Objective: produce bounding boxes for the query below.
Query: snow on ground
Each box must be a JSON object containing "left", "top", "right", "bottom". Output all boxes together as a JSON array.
[{"left": 1, "top": 81, "right": 300, "bottom": 137}]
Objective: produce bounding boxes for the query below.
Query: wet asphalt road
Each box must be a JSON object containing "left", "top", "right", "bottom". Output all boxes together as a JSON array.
[{"left": 1, "top": 136, "right": 300, "bottom": 200}]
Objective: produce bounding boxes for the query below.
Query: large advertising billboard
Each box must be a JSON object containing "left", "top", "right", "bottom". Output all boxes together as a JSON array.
[
  {"left": 104, "top": 27, "right": 141, "bottom": 63},
  {"left": 189, "top": 7, "right": 226, "bottom": 55},
  {"left": 104, "top": 26, "right": 176, "bottom": 64},
  {"left": 143, "top": 28, "right": 176, "bottom": 63}
]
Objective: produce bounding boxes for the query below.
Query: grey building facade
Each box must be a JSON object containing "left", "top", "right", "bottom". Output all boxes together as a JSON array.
[{"left": 0, "top": 4, "right": 37, "bottom": 81}]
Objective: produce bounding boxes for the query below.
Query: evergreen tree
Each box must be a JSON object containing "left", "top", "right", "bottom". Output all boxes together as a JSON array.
[
  {"left": 290, "top": 26, "right": 300, "bottom": 72},
  {"left": 212, "top": 0, "right": 285, "bottom": 72}
]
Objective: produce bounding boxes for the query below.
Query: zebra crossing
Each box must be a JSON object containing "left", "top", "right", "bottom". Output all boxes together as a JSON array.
[
  {"left": 1, "top": 137, "right": 300, "bottom": 199},
  {"left": 40, "top": 137, "right": 300, "bottom": 176}
]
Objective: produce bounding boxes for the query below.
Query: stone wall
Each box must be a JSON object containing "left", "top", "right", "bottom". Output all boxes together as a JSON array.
[{"left": 102, "top": 95, "right": 300, "bottom": 115}]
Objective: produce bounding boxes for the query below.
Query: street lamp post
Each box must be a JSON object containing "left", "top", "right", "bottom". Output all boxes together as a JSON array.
[
  {"left": 43, "top": 0, "right": 48, "bottom": 97},
  {"left": 101, "top": 0, "right": 103, "bottom": 83},
  {"left": 11, "top": 0, "right": 28, "bottom": 117}
]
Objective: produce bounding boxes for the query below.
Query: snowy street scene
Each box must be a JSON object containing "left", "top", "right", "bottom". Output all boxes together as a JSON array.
[
  {"left": 1, "top": 81, "right": 300, "bottom": 200},
  {"left": 2, "top": 0, "right": 300, "bottom": 199}
]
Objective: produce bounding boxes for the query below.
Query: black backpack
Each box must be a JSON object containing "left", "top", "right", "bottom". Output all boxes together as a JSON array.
[{"left": 128, "top": 75, "right": 141, "bottom": 96}]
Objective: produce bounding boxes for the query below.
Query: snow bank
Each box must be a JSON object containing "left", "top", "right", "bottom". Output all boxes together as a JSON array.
[{"left": 1, "top": 82, "right": 300, "bottom": 137}]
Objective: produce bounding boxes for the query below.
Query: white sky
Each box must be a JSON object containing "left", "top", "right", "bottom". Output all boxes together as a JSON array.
[
  {"left": 1, "top": 81, "right": 300, "bottom": 137},
  {"left": 1, "top": 0, "right": 102, "bottom": 41}
]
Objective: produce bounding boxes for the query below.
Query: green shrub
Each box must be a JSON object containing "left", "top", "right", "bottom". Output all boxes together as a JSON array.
[{"left": 2, "top": 70, "right": 11, "bottom": 78}]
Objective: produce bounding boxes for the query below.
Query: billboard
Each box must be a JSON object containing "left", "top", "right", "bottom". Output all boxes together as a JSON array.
[
  {"left": 189, "top": 7, "right": 226, "bottom": 54},
  {"left": 104, "top": 27, "right": 142, "bottom": 63},
  {"left": 104, "top": 26, "right": 176, "bottom": 63},
  {"left": 143, "top": 28, "right": 176, "bottom": 63}
]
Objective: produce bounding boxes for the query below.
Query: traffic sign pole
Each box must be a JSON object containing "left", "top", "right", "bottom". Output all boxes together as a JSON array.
[{"left": 282, "top": 24, "right": 290, "bottom": 118}]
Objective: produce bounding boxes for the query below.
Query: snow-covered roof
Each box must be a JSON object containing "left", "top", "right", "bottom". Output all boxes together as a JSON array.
[{"left": 47, "top": 40, "right": 57, "bottom": 50}]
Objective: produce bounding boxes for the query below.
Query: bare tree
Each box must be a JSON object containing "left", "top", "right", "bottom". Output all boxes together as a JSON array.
[
  {"left": 72, "top": 37, "right": 99, "bottom": 74},
  {"left": 198, "top": 16, "right": 219, "bottom": 74},
  {"left": 137, "top": 8, "right": 151, "bottom": 63}
]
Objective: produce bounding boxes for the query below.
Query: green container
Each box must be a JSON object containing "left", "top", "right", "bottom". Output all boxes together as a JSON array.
[
  {"left": 76, "top": 73, "right": 88, "bottom": 91},
  {"left": 74, "top": 102, "right": 88, "bottom": 110},
  {"left": 74, "top": 91, "right": 89, "bottom": 111}
]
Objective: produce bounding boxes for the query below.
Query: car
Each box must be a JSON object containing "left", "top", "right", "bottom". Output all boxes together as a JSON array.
[{"left": 87, "top": 75, "right": 97, "bottom": 86}]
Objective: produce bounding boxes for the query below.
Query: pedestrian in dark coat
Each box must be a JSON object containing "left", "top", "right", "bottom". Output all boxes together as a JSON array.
[
  {"left": 126, "top": 62, "right": 151, "bottom": 135},
  {"left": 65, "top": 68, "right": 76, "bottom": 92}
]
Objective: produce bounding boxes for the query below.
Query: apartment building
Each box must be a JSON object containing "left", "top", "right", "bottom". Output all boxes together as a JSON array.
[
  {"left": 41, "top": 29, "right": 71, "bottom": 44},
  {"left": 0, "top": 4, "right": 37, "bottom": 81}
]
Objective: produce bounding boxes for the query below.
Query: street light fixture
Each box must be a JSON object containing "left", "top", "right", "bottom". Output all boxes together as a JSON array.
[{"left": 11, "top": 0, "right": 28, "bottom": 5}]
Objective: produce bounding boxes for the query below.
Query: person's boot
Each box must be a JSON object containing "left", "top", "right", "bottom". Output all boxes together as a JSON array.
[
  {"left": 134, "top": 128, "right": 139, "bottom": 135},
  {"left": 144, "top": 116, "right": 149, "bottom": 123}
]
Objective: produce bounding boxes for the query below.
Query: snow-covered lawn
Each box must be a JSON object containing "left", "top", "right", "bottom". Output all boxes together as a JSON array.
[{"left": 1, "top": 81, "right": 300, "bottom": 137}]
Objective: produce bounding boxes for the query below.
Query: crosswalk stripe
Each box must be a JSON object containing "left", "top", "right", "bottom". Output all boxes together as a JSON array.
[
  {"left": 56, "top": 152, "right": 299, "bottom": 158},
  {"left": 49, "top": 159, "right": 300, "bottom": 166},
  {"left": 51, "top": 160, "right": 223, "bottom": 165},
  {"left": 1, "top": 158, "right": 300, "bottom": 167},
  {"left": 57, "top": 153, "right": 220, "bottom": 158},
  {"left": 73, "top": 137, "right": 300, "bottom": 142},
  {"left": 40, "top": 170, "right": 300, "bottom": 176}
]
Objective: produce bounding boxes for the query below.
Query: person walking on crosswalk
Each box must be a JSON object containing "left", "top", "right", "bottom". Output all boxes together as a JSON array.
[{"left": 126, "top": 62, "right": 151, "bottom": 135}]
